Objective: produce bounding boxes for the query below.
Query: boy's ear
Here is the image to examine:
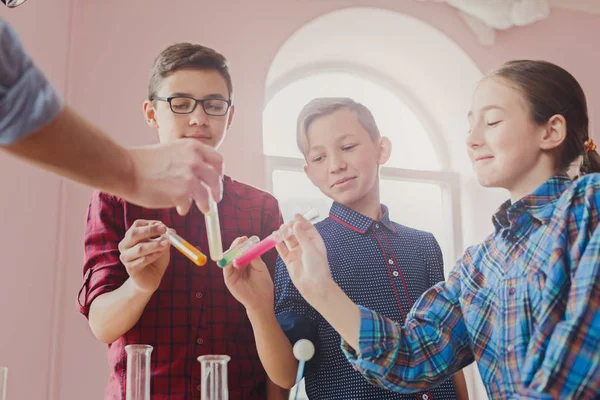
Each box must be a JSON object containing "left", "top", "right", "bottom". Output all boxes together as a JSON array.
[
  {"left": 143, "top": 100, "right": 159, "bottom": 129},
  {"left": 304, "top": 163, "right": 318, "bottom": 187},
  {"left": 377, "top": 137, "right": 392, "bottom": 165},
  {"left": 540, "top": 113, "right": 567, "bottom": 151},
  {"left": 226, "top": 105, "right": 235, "bottom": 130}
]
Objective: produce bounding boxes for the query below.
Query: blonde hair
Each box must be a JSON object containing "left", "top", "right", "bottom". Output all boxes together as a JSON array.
[{"left": 296, "top": 97, "right": 380, "bottom": 154}]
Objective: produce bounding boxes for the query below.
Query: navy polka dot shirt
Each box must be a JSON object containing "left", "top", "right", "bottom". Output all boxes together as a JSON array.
[{"left": 274, "top": 203, "right": 458, "bottom": 400}]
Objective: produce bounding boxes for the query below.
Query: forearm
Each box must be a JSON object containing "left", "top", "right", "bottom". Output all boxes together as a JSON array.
[
  {"left": 266, "top": 377, "right": 290, "bottom": 400},
  {"left": 304, "top": 280, "right": 361, "bottom": 350},
  {"left": 3, "top": 106, "right": 135, "bottom": 196},
  {"left": 247, "top": 309, "right": 299, "bottom": 389},
  {"left": 88, "top": 278, "right": 153, "bottom": 344},
  {"left": 452, "top": 370, "right": 470, "bottom": 400}
]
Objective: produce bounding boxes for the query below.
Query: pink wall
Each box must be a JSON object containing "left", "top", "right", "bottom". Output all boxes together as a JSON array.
[
  {"left": 0, "top": 2, "right": 74, "bottom": 400},
  {"left": 1, "top": 1, "right": 599, "bottom": 399}
]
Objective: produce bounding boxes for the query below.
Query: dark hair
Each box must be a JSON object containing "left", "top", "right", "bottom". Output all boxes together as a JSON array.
[
  {"left": 486, "top": 60, "right": 600, "bottom": 176},
  {"left": 147, "top": 43, "right": 233, "bottom": 100}
]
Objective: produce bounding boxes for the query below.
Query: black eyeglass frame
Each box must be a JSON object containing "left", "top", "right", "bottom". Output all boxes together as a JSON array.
[{"left": 151, "top": 95, "right": 232, "bottom": 116}]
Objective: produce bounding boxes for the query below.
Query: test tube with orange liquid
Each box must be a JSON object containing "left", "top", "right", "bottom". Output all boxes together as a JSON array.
[{"left": 163, "top": 229, "right": 207, "bottom": 266}]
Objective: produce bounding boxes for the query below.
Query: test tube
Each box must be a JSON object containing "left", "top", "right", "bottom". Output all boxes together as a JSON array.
[
  {"left": 217, "top": 236, "right": 260, "bottom": 268},
  {"left": 163, "top": 229, "right": 207, "bottom": 267},
  {"left": 232, "top": 208, "right": 320, "bottom": 269},
  {"left": 205, "top": 198, "right": 224, "bottom": 261},
  {"left": 125, "top": 345, "right": 153, "bottom": 400},
  {"left": 0, "top": 367, "right": 7, "bottom": 400}
]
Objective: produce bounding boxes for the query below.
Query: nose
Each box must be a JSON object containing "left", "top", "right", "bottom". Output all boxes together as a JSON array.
[
  {"left": 189, "top": 102, "right": 209, "bottom": 126},
  {"left": 466, "top": 122, "right": 483, "bottom": 149},
  {"left": 328, "top": 151, "right": 347, "bottom": 174}
]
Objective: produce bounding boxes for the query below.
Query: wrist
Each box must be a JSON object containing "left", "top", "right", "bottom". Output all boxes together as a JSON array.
[
  {"left": 119, "top": 148, "right": 140, "bottom": 200},
  {"left": 247, "top": 305, "right": 276, "bottom": 325},
  {"left": 303, "top": 277, "right": 339, "bottom": 305},
  {"left": 125, "top": 277, "right": 156, "bottom": 299},
  {"left": 304, "top": 279, "right": 351, "bottom": 317}
]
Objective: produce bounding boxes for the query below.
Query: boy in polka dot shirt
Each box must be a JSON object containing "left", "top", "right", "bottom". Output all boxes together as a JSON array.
[{"left": 224, "top": 98, "right": 469, "bottom": 399}]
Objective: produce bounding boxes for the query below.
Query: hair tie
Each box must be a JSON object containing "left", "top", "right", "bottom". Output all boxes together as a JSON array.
[{"left": 585, "top": 138, "right": 596, "bottom": 153}]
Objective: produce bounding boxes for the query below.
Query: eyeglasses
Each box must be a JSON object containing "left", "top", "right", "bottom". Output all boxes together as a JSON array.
[
  {"left": 1, "top": 0, "right": 28, "bottom": 7},
  {"left": 152, "top": 96, "right": 231, "bottom": 116}
]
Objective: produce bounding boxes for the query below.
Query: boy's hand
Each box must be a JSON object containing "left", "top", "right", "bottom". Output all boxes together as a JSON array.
[
  {"left": 118, "top": 219, "right": 171, "bottom": 294},
  {"left": 224, "top": 237, "right": 274, "bottom": 313},
  {"left": 275, "top": 215, "right": 333, "bottom": 303}
]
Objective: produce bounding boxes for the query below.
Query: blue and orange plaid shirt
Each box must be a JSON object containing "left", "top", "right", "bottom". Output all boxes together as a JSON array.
[{"left": 342, "top": 174, "right": 600, "bottom": 399}]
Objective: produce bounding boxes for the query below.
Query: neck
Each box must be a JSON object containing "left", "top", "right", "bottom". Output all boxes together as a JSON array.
[
  {"left": 509, "top": 165, "right": 560, "bottom": 203},
  {"left": 344, "top": 185, "right": 382, "bottom": 221}
]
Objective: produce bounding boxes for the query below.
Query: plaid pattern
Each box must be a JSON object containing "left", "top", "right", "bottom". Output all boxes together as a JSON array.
[
  {"left": 77, "top": 176, "right": 283, "bottom": 400},
  {"left": 342, "top": 174, "right": 600, "bottom": 399}
]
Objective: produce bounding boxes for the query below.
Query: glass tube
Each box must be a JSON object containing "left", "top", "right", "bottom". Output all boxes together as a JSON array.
[
  {"left": 198, "top": 355, "right": 230, "bottom": 400},
  {"left": 205, "top": 198, "right": 224, "bottom": 261},
  {"left": 217, "top": 236, "right": 260, "bottom": 268},
  {"left": 233, "top": 208, "right": 320, "bottom": 269},
  {"left": 163, "top": 229, "right": 207, "bottom": 266},
  {"left": 125, "top": 345, "right": 153, "bottom": 400},
  {"left": 0, "top": 367, "right": 7, "bottom": 400}
]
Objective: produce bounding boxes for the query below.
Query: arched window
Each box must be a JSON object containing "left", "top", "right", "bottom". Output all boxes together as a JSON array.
[{"left": 262, "top": 7, "right": 488, "bottom": 399}]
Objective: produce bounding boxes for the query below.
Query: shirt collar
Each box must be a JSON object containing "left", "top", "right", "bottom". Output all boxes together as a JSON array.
[
  {"left": 492, "top": 173, "right": 571, "bottom": 232},
  {"left": 329, "top": 202, "right": 396, "bottom": 234}
]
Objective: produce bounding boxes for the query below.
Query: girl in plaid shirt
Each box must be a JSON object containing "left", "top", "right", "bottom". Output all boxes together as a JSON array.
[{"left": 276, "top": 60, "right": 600, "bottom": 399}]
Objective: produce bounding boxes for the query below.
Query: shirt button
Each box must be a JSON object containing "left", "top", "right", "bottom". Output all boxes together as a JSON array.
[
  {"left": 197, "top": 338, "right": 204, "bottom": 345},
  {"left": 196, "top": 292, "right": 203, "bottom": 299},
  {"left": 392, "top": 271, "right": 399, "bottom": 277},
  {"left": 422, "top": 394, "right": 429, "bottom": 400},
  {"left": 388, "top": 259, "right": 394, "bottom": 265},
  {"left": 375, "top": 223, "right": 380, "bottom": 229},
  {"left": 197, "top": 384, "right": 201, "bottom": 391},
  {"left": 508, "top": 288, "right": 516, "bottom": 295},
  {"left": 507, "top": 344, "right": 515, "bottom": 352}
]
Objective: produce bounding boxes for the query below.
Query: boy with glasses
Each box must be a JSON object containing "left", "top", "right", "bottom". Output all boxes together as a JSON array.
[{"left": 77, "top": 43, "right": 283, "bottom": 400}]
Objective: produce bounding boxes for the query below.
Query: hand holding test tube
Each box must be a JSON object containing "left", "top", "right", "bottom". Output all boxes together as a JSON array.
[{"left": 232, "top": 208, "right": 319, "bottom": 269}]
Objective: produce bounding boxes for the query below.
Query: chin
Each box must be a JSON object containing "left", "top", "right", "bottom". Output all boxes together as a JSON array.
[
  {"left": 329, "top": 190, "right": 367, "bottom": 208},
  {"left": 476, "top": 173, "right": 504, "bottom": 189}
]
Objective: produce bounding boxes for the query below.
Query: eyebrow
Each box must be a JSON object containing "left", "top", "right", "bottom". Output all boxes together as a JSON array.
[
  {"left": 170, "top": 92, "right": 228, "bottom": 100},
  {"left": 307, "top": 133, "right": 357, "bottom": 153},
  {"left": 467, "top": 105, "right": 506, "bottom": 118}
]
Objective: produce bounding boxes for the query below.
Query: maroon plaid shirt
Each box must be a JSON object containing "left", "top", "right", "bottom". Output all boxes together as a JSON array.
[{"left": 77, "top": 176, "right": 283, "bottom": 400}]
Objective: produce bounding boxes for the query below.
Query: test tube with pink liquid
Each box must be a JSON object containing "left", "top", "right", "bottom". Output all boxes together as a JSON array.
[{"left": 232, "top": 208, "right": 320, "bottom": 269}]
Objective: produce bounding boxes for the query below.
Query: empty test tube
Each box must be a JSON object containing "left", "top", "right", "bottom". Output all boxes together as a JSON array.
[
  {"left": 217, "top": 236, "right": 260, "bottom": 268},
  {"left": 205, "top": 198, "right": 224, "bottom": 261},
  {"left": 163, "top": 229, "right": 207, "bottom": 267},
  {"left": 232, "top": 208, "right": 320, "bottom": 269}
]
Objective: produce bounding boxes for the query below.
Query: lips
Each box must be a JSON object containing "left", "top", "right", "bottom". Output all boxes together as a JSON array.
[
  {"left": 331, "top": 177, "right": 356, "bottom": 188},
  {"left": 186, "top": 136, "right": 212, "bottom": 141},
  {"left": 474, "top": 155, "right": 494, "bottom": 162}
]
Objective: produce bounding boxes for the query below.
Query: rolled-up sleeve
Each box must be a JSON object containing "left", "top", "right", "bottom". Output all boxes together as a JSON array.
[
  {"left": 0, "top": 19, "right": 63, "bottom": 144},
  {"left": 77, "top": 191, "right": 129, "bottom": 318}
]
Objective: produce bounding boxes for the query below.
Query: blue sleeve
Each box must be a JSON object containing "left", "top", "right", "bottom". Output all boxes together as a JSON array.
[
  {"left": 0, "top": 19, "right": 63, "bottom": 145},
  {"left": 274, "top": 254, "right": 319, "bottom": 370}
]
